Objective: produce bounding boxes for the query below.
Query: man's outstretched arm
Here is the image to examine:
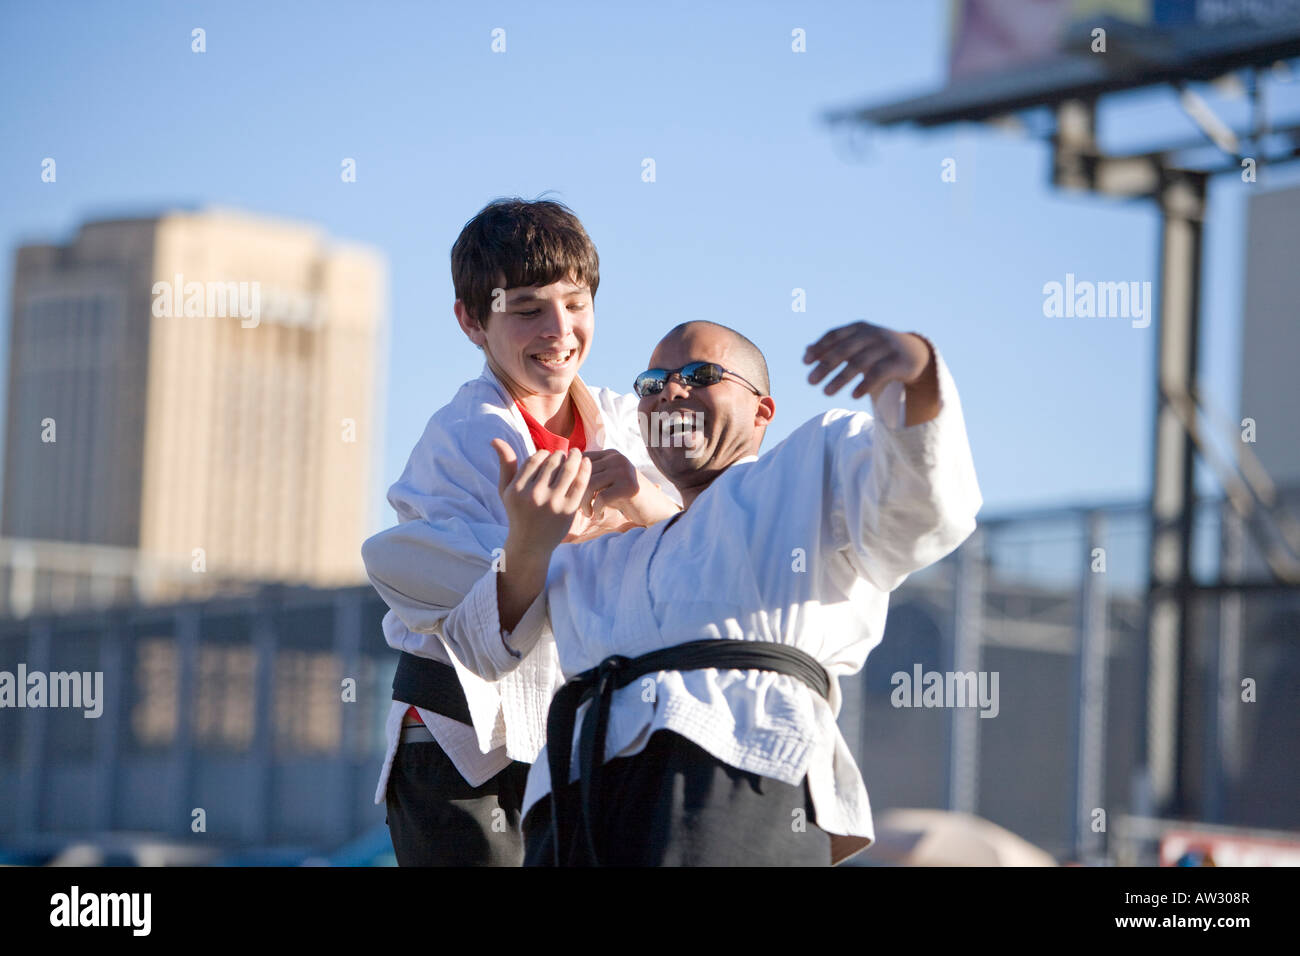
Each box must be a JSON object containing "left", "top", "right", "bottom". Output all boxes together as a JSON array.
[{"left": 803, "top": 321, "right": 983, "bottom": 593}]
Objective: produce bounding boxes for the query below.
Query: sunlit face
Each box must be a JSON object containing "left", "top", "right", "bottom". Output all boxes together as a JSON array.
[
  {"left": 638, "top": 325, "right": 772, "bottom": 502},
  {"left": 458, "top": 277, "right": 593, "bottom": 398}
]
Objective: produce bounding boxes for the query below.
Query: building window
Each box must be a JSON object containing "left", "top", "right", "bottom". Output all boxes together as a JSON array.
[
  {"left": 131, "top": 638, "right": 176, "bottom": 748},
  {"left": 273, "top": 649, "right": 341, "bottom": 754},
  {"left": 196, "top": 644, "right": 255, "bottom": 750}
]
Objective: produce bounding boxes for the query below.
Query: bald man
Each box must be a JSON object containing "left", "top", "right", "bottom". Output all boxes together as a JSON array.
[
  {"left": 486, "top": 319, "right": 983, "bottom": 865},
  {"left": 364, "top": 319, "right": 982, "bottom": 865}
]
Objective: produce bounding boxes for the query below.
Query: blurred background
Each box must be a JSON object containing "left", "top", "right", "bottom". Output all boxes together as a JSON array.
[{"left": 1, "top": 0, "right": 1297, "bottom": 866}]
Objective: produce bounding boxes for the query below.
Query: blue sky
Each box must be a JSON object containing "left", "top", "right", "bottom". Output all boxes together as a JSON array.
[{"left": 3, "top": 0, "right": 1298, "bottom": 534}]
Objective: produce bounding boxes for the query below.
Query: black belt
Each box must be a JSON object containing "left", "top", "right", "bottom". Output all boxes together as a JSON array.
[
  {"left": 545, "top": 638, "right": 831, "bottom": 866},
  {"left": 391, "top": 652, "right": 473, "bottom": 725}
]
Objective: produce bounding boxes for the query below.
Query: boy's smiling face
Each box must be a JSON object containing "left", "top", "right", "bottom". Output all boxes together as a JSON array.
[{"left": 456, "top": 276, "right": 594, "bottom": 399}]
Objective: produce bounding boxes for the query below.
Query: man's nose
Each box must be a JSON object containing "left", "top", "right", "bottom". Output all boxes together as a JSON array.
[{"left": 658, "top": 373, "right": 691, "bottom": 403}]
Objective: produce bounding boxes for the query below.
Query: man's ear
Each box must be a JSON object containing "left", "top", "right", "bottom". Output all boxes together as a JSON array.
[
  {"left": 454, "top": 300, "right": 486, "bottom": 347},
  {"left": 751, "top": 396, "right": 776, "bottom": 454}
]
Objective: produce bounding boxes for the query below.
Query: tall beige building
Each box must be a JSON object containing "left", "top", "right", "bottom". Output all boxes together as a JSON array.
[{"left": 2, "top": 208, "right": 387, "bottom": 597}]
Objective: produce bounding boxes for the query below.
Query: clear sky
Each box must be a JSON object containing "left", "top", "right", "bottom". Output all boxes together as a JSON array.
[{"left": 3, "top": 0, "right": 1298, "bottom": 534}]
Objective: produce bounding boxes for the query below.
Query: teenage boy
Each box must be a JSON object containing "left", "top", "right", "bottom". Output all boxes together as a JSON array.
[{"left": 363, "top": 198, "right": 679, "bottom": 866}]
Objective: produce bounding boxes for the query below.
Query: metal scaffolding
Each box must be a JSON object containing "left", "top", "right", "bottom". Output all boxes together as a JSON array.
[{"left": 826, "top": 18, "right": 1300, "bottom": 826}]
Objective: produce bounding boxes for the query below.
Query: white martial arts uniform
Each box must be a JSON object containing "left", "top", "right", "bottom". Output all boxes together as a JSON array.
[
  {"left": 361, "top": 338, "right": 977, "bottom": 868},
  {"left": 540, "top": 341, "right": 981, "bottom": 863},
  {"left": 362, "top": 362, "right": 678, "bottom": 804},
  {"left": 367, "top": 338, "right": 982, "bottom": 865}
]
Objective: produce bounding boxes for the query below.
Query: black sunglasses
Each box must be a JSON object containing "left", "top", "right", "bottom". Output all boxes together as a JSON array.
[{"left": 633, "top": 361, "right": 762, "bottom": 398}]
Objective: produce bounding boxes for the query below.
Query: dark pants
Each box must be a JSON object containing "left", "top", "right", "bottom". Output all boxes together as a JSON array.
[
  {"left": 522, "top": 729, "right": 830, "bottom": 866},
  {"left": 385, "top": 735, "right": 531, "bottom": 867}
]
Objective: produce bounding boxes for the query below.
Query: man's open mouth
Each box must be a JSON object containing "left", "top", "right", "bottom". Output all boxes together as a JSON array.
[
  {"left": 530, "top": 348, "right": 576, "bottom": 370},
  {"left": 666, "top": 420, "right": 697, "bottom": 439},
  {"left": 661, "top": 410, "right": 706, "bottom": 451}
]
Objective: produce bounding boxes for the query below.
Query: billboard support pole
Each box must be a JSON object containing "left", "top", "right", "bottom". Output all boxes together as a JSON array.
[{"left": 1141, "top": 169, "right": 1207, "bottom": 821}]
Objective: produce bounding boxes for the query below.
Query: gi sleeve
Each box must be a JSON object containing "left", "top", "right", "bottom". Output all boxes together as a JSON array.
[
  {"left": 362, "top": 521, "right": 550, "bottom": 680},
  {"left": 360, "top": 404, "right": 538, "bottom": 677},
  {"left": 827, "top": 336, "right": 983, "bottom": 592}
]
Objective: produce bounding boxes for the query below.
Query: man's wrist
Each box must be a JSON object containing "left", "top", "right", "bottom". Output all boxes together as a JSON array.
[
  {"left": 626, "top": 476, "right": 680, "bottom": 525},
  {"left": 900, "top": 333, "right": 942, "bottom": 426},
  {"left": 902, "top": 333, "right": 936, "bottom": 385}
]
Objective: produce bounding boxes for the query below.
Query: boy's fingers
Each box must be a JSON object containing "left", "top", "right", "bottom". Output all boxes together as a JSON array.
[
  {"left": 529, "top": 451, "right": 565, "bottom": 493},
  {"left": 509, "top": 450, "right": 546, "bottom": 494},
  {"left": 555, "top": 449, "right": 585, "bottom": 500},
  {"left": 563, "top": 457, "right": 594, "bottom": 510},
  {"left": 551, "top": 450, "right": 582, "bottom": 489},
  {"left": 491, "top": 439, "right": 518, "bottom": 493}
]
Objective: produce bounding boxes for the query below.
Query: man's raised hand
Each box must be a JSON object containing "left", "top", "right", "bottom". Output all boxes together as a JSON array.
[
  {"left": 803, "top": 321, "right": 932, "bottom": 401},
  {"left": 579, "top": 448, "right": 638, "bottom": 518},
  {"left": 580, "top": 448, "right": 681, "bottom": 526},
  {"left": 492, "top": 440, "right": 592, "bottom": 555}
]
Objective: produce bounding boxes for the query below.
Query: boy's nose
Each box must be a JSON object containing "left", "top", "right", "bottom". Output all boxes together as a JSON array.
[{"left": 540, "top": 301, "right": 572, "bottom": 336}]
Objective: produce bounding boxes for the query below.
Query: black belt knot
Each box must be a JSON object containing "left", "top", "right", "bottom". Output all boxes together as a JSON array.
[{"left": 594, "top": 655, "right": 630, "bottom": 682}]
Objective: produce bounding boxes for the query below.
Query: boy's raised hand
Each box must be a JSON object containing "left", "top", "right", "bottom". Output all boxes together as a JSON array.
[{"left": 492, "top": 440, "right": 592, "bottom": 556}]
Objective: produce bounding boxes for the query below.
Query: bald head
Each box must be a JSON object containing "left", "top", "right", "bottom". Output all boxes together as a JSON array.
[{"left": 659, "top": 321, "right": 770, "bottom": 396}]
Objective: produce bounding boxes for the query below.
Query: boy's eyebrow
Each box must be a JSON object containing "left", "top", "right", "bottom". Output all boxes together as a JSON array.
[{"left": 507, "top": 287, "right": 591, "bottom": 303}]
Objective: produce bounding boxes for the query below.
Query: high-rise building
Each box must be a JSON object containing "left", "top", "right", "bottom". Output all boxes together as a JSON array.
[{"left": 2, "top": 208, "right": 387, "bottom": 600}]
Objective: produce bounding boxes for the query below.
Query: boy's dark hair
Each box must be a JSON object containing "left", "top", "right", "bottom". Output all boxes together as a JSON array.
[{"left": 451, "top": 197, "right": 600, "bottom": 325}]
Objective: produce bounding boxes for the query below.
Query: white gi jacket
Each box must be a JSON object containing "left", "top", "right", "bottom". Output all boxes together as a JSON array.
[
  {"left": 362, "top": 362, "right": 678, "bottom": 803},
  {"left": 365, "top": 342, "right": 982, "bottom": 865}
]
